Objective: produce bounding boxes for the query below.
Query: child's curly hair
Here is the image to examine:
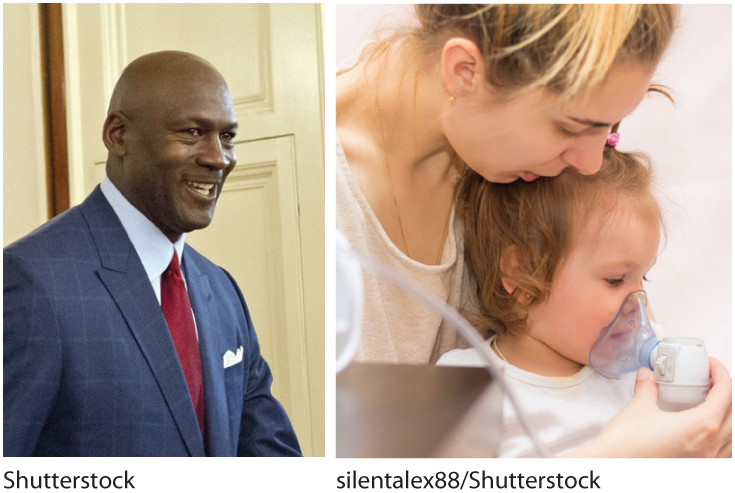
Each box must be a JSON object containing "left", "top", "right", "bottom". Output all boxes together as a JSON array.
[{"left": 458, "top": 146, "right": 664, "bottom": 337}]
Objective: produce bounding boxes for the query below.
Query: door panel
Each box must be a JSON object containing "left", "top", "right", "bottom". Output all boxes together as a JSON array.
[{"left": 63, "top": 3, "right": 324, "bottom": 456}]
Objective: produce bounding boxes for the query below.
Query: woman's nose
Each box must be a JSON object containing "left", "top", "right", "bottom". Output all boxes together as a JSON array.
[{"left": 561, "top": 134, "right": 607, "bottom": 175}]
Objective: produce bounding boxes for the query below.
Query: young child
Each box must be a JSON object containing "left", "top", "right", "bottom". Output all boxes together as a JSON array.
[{"left": 438, "top": 139, "right": 664, "bottom": 457}]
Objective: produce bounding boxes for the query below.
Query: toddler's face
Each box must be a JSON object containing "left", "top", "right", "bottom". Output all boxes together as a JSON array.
[{"left": 525, "top": 205, "right": 660, "bottom": 368}]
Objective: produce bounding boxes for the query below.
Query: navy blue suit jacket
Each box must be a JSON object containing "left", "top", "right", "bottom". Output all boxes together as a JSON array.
[{"left": 3, "top": 187, "right": 302, "bottom": 457}]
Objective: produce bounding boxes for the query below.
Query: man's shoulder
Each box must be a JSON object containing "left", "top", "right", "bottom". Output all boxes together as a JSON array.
[
  {"left": 4, "top": 188, "right": 108, "bottom": 260},
  {"left": 4, "top": 204, "right": 88, "bottom": 257}
]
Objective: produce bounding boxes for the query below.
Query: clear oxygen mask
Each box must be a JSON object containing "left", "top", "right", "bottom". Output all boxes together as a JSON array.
[
  {"left": 588, "top": 290, "right": 659, "bottom": 379},
  {"left": 589, "top": 290, "right": 710, "bottom": 410}
]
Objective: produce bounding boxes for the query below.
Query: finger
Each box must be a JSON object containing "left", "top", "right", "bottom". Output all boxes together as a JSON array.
[
  {"left": 717, "top": 391, "right": 732, "bottom": 442},
  {"left": 709, "top": 356, "right": 732, "bottom": 386},
  {"left": 716, "top": 438, "right": 732, "bottom": 459},
  {"left": 632, "top": 368, "right": 659, "bottom": 405},
  {"left": 702, "top": 357, "right": 733, "bottom": 421},
  {"left": 719, "top": 417, "right": 732, "bottom": 448}
]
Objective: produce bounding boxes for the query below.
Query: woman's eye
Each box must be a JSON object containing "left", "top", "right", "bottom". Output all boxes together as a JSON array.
[
  {"left": 605, "top": 278, "right": 624, "bottom": 287},
  {"left": 558, "top": 126, "right": 583, "bottom": 139}
]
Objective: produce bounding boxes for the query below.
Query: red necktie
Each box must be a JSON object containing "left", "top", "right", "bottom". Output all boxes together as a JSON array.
[{"left": 161, "top": 250, "right": 205, "bottom": 436}]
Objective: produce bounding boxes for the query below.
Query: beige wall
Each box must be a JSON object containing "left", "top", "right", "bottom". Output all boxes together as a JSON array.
[{"left": 3, "top": 3, "right": 48, "bottom": 246}]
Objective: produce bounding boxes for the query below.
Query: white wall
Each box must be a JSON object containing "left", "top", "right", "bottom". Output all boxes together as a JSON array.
[
  {"left": 622, "top": 5, "right": 731, "bottom": 373},
  {"left": 336, "top": 5, "right": 732, "bottom": 372}
]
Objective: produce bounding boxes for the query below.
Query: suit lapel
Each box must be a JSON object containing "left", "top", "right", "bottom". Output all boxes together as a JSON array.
[
  {"left": 183, "top": 248, "right": 232, "bottom": 457},
  {"left": 80, "top": 188, "right": 206, "bottom": 457}
]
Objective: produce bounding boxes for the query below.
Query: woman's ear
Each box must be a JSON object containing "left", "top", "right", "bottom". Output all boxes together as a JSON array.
[
  {"left": 441, "top": 37, "right": 485, "bottom": 98},
  {"left": 102, "top": 111, "right": 129, "bottom": 157}
]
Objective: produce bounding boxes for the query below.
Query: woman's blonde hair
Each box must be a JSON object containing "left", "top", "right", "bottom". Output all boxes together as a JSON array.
[
  {"left": 459, "top": 147, "right": 664, "bottom": 337},
  {"left": 345, "top": 5, "right": 679, "bottom": 100}
]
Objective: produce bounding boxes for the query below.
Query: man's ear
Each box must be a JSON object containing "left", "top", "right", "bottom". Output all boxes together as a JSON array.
[
  {"left": 441, "top": 37, "right": 485, "bottom": 98},
  {"left": 102, "top": 111, "right": 129, "bottom": 157}
]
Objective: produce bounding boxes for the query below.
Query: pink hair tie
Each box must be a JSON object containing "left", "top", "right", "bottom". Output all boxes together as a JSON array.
[{"left": 606, "top": 132, "right": 620, "bottom": 148}]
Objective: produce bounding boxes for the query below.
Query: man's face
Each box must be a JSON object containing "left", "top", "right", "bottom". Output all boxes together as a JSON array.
[{"left": 121, "top": 73, "right": 238, "bottom": 241}]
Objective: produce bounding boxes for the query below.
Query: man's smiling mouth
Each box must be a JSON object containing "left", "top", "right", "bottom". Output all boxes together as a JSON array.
[{"left": 186, "top": 180, "right": 215, "bottom": 197}]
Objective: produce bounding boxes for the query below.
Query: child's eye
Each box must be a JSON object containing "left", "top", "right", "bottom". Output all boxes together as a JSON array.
[
  {"left": 643, "top": 274, "right": 650, "bottom": 282},
  {"left": 605, "top": 278, "right": 624, "bottom": 287}
]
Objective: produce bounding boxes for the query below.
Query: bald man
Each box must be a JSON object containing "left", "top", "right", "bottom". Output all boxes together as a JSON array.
[{"left": 3, "top": 51, "right": 302, "bottom": 457}]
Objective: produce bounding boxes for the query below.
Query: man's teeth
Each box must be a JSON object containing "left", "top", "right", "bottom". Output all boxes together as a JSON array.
[{"left": 187, "top": 181, "right": 214, "bottom": 196}]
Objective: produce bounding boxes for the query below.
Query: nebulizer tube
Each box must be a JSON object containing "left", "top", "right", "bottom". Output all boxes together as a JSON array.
[{"left": 336, "top": 236, "right": 551, "bottom": 458}]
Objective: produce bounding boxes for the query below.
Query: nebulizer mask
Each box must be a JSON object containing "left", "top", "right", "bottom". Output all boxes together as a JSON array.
[{"left": 589, "top": 290, "right": 710, "bottom": 411}]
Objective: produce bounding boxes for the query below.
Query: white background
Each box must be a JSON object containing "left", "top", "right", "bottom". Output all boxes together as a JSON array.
[{"left": 0, "top": 4, "right": 731, "bottom": 490}]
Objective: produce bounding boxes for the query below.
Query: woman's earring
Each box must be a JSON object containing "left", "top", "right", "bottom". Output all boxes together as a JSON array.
[
  {"left": 525, "top": 293, "right": 531, "bottom": 299},
  {"left": 449, "top": 92, "right": 457, "bottom": 103}
]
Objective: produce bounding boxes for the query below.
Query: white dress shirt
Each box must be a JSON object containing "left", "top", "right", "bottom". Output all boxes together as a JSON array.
[{"left": 100, "top": 176, "right": 198, "bottom": 337}]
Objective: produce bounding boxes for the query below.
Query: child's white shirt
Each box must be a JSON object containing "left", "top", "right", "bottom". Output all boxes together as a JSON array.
[{"left": 436, "top": 333, "right": 638, "bottom": 458}]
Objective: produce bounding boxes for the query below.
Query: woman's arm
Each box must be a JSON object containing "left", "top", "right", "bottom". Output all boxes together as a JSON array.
[{"left": 564, "top": 357, "right": 732, "bottom": 458}]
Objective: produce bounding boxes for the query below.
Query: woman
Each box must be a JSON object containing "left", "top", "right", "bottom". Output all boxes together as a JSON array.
[
  {"left": 336, "top": 5, "right": 730, "bottom": 457},
  {"left": 338, "top": 5, "right": 672, "bottom": 363}
]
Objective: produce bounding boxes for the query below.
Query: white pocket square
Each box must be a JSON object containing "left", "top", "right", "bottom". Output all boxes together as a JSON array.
[{"left": 223, "top": 346, "right": 244, "bottom": 368}]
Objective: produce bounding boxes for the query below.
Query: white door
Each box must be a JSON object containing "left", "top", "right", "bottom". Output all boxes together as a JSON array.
[{"left": 62, "top": 3, "right": 324, "bottom": 456}]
